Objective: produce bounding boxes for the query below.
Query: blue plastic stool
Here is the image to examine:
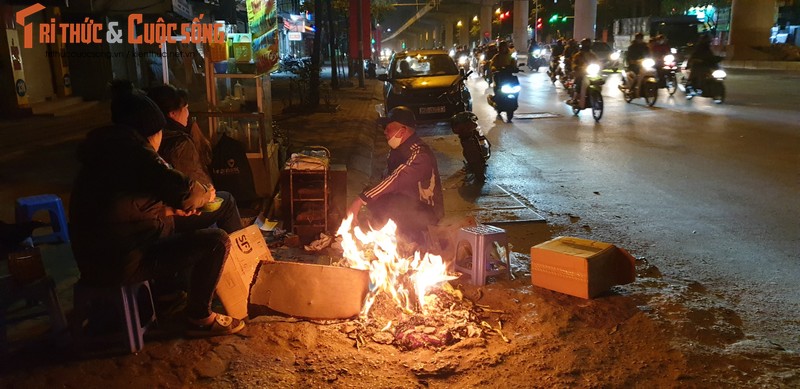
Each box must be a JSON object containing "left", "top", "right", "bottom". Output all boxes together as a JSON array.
[
  {"left": 70, "top": 280, "right": 157, "bottom": 354},
  {"left": 15, "top": 194, "right": 70, "bottom": 244},
  {"left": 453, "top": 225, "right": 512, "bottom": 286}
]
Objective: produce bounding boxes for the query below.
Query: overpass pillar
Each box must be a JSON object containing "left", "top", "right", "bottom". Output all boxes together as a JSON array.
[
  {"left": 480, "top": 1, "right": 493, "bottom": 44},
  {"left": 513, "top": 0, "right": 529, "bottom": 51},
  {"left": 573, "top": 0, "right": 597, "bottom": 41},
  {"left": 729, "top": 0, "right": 776, "bottom": 60},
  {"left": 444, "top": 19, "right": 454, "bottom": 49},
  {"left": 459, "top": 18, "right": 470, "bottom": 48}
]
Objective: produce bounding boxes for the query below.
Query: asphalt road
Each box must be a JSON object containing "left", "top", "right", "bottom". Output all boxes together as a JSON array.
[{"left": 459, "top": 67, "right": 800, "bottom": 350}]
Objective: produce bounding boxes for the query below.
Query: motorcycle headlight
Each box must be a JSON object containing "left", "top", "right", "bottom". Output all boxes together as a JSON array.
[
  {"left": 664, "top": 55, "right": 675, "bottom": 64},
  {"left": 533, "top": 49, "right": 541, "bottom": 55},
  {"left": 610, "top": 51, "right": 620, "bottom": 61},
  {"left": 449, "top": 49, "right": 456, "bottom": 57},
  {"left": 479, "top": 54, "right": 485, "bottom": 61},
  {"left": 512, "top": 52, "right": 518, "bottom": 59},
  {"left": 712, "top": 69, "right": 727, "bottom": 79},
  {"left": 586, "top": 63, "right": 601, "bottom": 77},
  {"left": 459, "top": 55, "right": 468, "bottom": 65},
  {"left": 500, "top": 84, "right": 521, "bottom": 94},
  {"left": 642, "top": 58, "right": 655, "bottom": 70}
]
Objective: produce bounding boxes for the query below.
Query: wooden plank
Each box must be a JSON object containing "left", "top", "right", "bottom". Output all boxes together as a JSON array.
[{"left": 250, "top": 261, "right": 369, "bottom": 319}]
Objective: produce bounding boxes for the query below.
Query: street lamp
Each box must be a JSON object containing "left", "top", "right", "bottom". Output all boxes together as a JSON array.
[{"left": 457, "top": 20, "right": 463, "bottom": 27}]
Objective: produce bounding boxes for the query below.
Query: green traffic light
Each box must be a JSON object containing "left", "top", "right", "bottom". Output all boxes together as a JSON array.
[
  {"left": 562, "top": 16, "right": 568, "bottom": 22},
  {"left": 549, "top": 14, "right": 558, "bottom": 23}
]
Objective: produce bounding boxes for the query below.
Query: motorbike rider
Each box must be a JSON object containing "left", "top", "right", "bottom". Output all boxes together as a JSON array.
[
  {"left": 649, "top": 34, "right": 672, "bottom": 87},
  {"left": 481, "top": 43, "right": 499, "bottom": 83},
  {"left": 450, "top": 112, "right": 490, "bottom": 184},
  {"left": 686, "top": 35, "right": 718, "bottom": 94},
  {"left": 489, "top": 41, "right": 520, "bottom": 122},
  {"left": 563, "top": 39, "right": 579, "bottom": 79},
  {"left": 549, "top": 38, "right": 566, "bottom": 77},
  {"left": 624, "top": 32, "right": 650, "bottom": 91},
  {"left": 568, "top": 38, "right": 599, "bottom": 108}
]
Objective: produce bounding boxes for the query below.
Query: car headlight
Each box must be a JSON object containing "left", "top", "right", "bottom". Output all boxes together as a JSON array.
[
  {"left": 642, "top": 58, "right": 655, "bottom": 70},
  {"left": 500, "top": 84, "right": 521, "bottom": 94},
  {"left": 664, "top": 54, "right": 675, "bottom": 64},
  {"left": 610, "top": 51, "right": 620, "bottom": 61},
  {"left": 586, "top": 63, "right": 600, "bottom": 77},
  {"left": 712, "top": 69, "right": 727, "bottom": 79}
]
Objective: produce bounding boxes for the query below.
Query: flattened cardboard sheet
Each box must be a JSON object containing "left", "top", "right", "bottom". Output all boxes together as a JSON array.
[{"left": 250, "top": 262, "right": 369, "bottom": 319}]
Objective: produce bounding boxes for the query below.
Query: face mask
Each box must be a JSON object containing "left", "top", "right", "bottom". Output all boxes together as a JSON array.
[{"left": 387, "top": 134, "right": 404, "bottom": 149}]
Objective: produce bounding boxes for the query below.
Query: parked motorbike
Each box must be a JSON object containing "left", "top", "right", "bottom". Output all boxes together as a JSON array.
[
  {"left": 487, "top": 66, "right": 523, "bottom": 123},
  {"left": 527, "top": 49, "right": 547, "bottom": 72},
  {"left": 681, "top": 58, "right": 726, "bottom": 104},
  {"left": 620, "top": 58, "right": 659, "bottom": 107},
  {"left": 450, "top": 111, "right": 491, "bottom": 183},
  {"left": 658, "top": 54, "right": 679, "bottom": 96},
  {"left": 568, "top": 63, "right": 605, "bottom": 122},
  {"left": 438, "top": 70, "right": 474, "bottom": 112}
]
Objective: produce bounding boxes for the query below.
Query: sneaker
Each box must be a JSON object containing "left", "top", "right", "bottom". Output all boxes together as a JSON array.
[{"left": 186, "top": 313, "right": 245, "bottom": 338}]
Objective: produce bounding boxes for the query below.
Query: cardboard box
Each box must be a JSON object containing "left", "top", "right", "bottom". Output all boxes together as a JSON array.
[
  {"left": 530, "top": 236, "right": 635, "bottom": 299},
  {"left": 216, "top": 225, "right": 274, "bottom": 319},
  {"left": 250, "top": 262, "right": 369, "bottom": 320}
]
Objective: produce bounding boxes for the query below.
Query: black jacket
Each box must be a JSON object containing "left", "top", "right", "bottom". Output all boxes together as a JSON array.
[
  {"left": 69, "top": 124, "right": 208, "bottom": 284},
  {"left": 159, "top": 118, "right": 213, "bottom": 186}
]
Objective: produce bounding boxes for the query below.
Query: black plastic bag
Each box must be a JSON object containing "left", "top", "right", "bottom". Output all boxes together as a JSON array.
[{"left": 209, "top": 134, "right": 258, "bottom": 203}]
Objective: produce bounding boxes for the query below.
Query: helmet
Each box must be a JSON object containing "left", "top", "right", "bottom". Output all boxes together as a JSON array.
[
  {"left": 451, "top": 111, "right": 478, "bottom": 127},
  {"left": 580, "top": 38, "right": 592, "bottom": 51}
]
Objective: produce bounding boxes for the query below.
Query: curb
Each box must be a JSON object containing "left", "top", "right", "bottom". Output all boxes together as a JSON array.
[{"left": 723, "top": 59, "right": 800, "bottom": 71}]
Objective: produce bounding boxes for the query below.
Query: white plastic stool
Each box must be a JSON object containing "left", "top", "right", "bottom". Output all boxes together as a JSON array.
[{"left": 453, "top": 225, "right": 511, "bottom": 286}]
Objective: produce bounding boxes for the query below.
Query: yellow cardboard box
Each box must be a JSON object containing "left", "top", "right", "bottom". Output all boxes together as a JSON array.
[
  {"left": 216, "top": 225, "right": 273, "bottom": 319},
  {"left": 530, "top": 236, "right": 636, "bottom": 299}
]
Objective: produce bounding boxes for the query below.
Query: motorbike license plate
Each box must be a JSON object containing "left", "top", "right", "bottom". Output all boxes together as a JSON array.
[{"left": 419, "top": 106, "right": 446, "bottom": 114}]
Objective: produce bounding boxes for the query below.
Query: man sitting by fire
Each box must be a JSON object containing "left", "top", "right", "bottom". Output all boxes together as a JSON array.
[{"left": 348, "top": 107, "right": 444, "bottom": 250}]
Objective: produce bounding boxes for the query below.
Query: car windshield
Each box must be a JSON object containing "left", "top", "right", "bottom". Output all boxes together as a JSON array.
[
  {"left": 392, "top": 54, "right": 459, "bottom": 79},
  {"left": 592, "top": 42, "right": 612, "bottom": 53}
]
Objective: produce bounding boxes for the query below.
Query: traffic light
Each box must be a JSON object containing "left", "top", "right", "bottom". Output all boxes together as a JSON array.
[
  {"left": 536, "top": 17, "right": 543, "bottom": 30},
  {"left": 562, "top": 16, "right": 568, "bottom": 22},
  {"left": 549, "top": 14, "right": 558, "bottom": 23}
]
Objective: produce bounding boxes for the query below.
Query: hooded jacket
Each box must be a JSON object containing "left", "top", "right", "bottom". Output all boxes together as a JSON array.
[{"left": 69, "top": 124, "right": 208, "bottom": 284}]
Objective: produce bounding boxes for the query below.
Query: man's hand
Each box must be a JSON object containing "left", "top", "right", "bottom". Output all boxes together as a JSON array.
[
  {"left": 165, "top": 207, "right": 200, "bottom": 217},
  {"left": 347, "top": 198, "right": 366, "bottom": 219}
]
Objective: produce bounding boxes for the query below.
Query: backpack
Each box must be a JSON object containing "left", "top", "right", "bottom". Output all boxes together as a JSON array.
[{"left": 209, "top": 134, "right": 258, "bottom": 203}]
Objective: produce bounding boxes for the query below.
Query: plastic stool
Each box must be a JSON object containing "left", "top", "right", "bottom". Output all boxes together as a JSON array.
[
  {"left": 453, "top": 225, "right": 511, "bottom": 286},
  {"left": 1, "top": 275, "right": 68, "bottom": 354},
  {"left": 15, "top": 194, "right": 70, "bottom": 244},
  {"left": 70, "top": 280, "right": 157, "bottom": 354}
]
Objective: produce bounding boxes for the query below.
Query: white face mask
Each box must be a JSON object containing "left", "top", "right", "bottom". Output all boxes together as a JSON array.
[{"left": 387, "top": 134, "right": 404, "bottom": 149}]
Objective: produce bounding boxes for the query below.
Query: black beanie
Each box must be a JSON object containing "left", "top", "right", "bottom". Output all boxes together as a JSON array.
[{"left": 110, "top": 81, "right": 166, "bottom": 137}]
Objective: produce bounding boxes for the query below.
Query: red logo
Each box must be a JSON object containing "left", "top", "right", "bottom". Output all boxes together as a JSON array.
[{"left": 16, "top": 3, "right": 46, "bottom": 49}]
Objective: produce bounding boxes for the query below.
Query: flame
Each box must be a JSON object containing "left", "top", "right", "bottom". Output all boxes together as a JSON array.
[{"left": 337, "top": 214, "right": 457, "bottom": 317}]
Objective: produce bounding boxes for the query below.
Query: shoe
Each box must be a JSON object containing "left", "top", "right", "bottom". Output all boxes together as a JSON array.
[
  {"left": 506, "top": 118, "right": 513, "bottom": 123},
  {"left": 186, "top": 313, "right": 245, "bottom": 338}
]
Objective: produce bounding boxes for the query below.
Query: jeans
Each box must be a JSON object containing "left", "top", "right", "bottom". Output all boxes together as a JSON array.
[
  {"left": 174, "top": 191, "right": 243, "bottom": 234},
  {"left": 134, "top": 228, "right": 230, "bottom": 320}
]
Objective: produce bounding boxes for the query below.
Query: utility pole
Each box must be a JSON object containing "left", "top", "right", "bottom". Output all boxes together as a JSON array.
[{"left": 357, "top": 0, "right": 366, "bottom": 88}]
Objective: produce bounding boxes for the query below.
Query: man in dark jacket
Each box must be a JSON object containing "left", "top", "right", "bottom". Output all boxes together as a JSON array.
[
  {"left": 147, "top": 84, "right": 243, "bottom": 233},
  {"left": 348, "top": 107, "right": 444, "bottom": 247},
  {"left": 624, "top": 32, "right": 650, "bottom": 90},
  {"left": 70, "top": 84, "right": 245, "bottom": 337}
]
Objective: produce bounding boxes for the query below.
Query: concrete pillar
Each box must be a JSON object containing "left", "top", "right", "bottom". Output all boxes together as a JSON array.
[
  {"left": 574, "top": 0, "right": 597, "bottom": 42},
  {"left": 459, "top": 19, "right": 469, "bottom": 48},
  {"left": 729, "top": 0, "right": 776, "bottom": 60},
  {"left": 513, "top": 0, "right": 529, "bottom": 51},
  {"left": 480, "top": 1, "right": 493, "bottom": 44},
  {"left": 432, "top": 26, "right": 438, "bottom": 48},
  {"left": 444, "top": 19, "right": 454, "bottom": 49}
]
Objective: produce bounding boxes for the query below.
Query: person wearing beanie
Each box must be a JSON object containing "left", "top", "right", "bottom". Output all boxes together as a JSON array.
[
  {"left": 147, "top": 84, "right": 243, "bottom": 234},
  {"left": 347, "top": 106, "right": 444, "bottom": 249},
  {"left": 69, "top": 80, "right": 245, "bottom": 338}
]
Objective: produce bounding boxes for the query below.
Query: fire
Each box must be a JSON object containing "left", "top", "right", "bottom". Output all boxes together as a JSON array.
[{"left": 337, "top": 214, "right": 457, "bottom": 317}]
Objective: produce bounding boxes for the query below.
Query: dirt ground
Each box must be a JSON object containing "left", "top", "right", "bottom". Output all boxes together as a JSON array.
[{"left": 2, "top": 216, "right": 798, "bottom": 388}]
